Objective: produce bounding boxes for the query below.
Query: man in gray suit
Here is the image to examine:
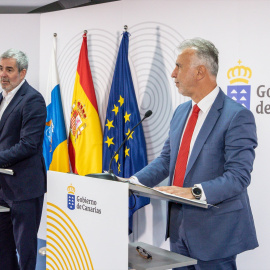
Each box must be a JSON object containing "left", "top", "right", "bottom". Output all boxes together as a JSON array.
[
  {"left": 132, "top": 38, "right": 258, "bottom": 269},
  {"left": 0, "top": 49, "right": 47, "bottom": 270}
]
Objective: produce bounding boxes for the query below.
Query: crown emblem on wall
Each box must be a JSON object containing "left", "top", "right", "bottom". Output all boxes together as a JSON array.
[
  {"left": 67, "top": 184, "right": 75, "bottom": 194},
  {"left": 227, "top": 60, "right": 252, "bottom": 84}
]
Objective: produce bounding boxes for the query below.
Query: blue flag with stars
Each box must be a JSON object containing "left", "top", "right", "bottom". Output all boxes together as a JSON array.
[{"left": 103, "top": 31, "right": 150, "bottom": 233}]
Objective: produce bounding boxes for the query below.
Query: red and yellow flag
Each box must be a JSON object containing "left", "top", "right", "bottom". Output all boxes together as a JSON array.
[{"left": 68, "top": 33, "right": 102, "bottom": 175}]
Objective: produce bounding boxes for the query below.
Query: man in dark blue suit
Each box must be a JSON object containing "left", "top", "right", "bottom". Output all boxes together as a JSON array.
[
  {"left": 0, "top": 49, "right": 47, "bottom": 270},
  {"left": 133, "top": 38, "right": 258, "bottom": 269}
]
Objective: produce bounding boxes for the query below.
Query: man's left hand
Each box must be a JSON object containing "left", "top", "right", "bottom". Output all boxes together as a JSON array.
[{"left": 154, "top": 186, "right": 195, "bottom": 199}]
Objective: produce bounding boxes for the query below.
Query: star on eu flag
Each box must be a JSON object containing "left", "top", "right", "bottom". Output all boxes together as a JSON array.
[
  {"left": 105, "top": 119, "right": 114, "bottom": 130},
  {"left": 118, "top": 163, "right": 121, "bottom": 173},
  {"left": 105, "top": 136, "right": 114, "bottom": 147},
  {"left": 112, "top": 105, "right": 119, "bottom": 116},
  {"left": 125, "top": 146, "right": 130, "bottom": 157},
  {"left": 118, "top": 95, "right": 124, "bottom": 107},
  {"left": 124, "top": 111, "right": 131, "bottom": 123},
  {"left": 114, "top": 153, "right": 119, "bottom": 163},
  {"left": 126, "top": 129, "right": 134, "bottom": 140}
]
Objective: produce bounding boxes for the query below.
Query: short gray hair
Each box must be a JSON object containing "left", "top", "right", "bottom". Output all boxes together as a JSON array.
[
  {"left": 0, "top": 49, "right": 28, "bottom": 72},
  {"left": 178, "top": 38, "right": 219, "bottom": 77}
]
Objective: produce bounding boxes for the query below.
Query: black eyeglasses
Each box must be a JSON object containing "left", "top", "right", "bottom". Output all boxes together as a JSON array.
[{"left": 136, "top": 246, "right": 152, "bottom": 260}]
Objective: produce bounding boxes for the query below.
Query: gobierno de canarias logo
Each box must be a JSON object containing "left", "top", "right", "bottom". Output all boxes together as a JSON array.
[
  {"left": 227, "top": 60, "right": 252, "bottom": 110},
  {"left": 67, "top": 184, "right": 75, "bottom": 210}
]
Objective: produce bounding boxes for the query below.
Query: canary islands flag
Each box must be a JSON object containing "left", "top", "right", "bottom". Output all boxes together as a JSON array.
[
  {"left": 68, "top": 33, "right": 103, "bottom": 175},
  {"left": 103, "top": 31, "right": 150, "bottom": 233},
  {"left": 43, "top": 35, "right": 70, "bottom": 172}
]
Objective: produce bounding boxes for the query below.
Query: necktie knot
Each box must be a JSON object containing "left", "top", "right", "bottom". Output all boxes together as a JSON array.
[{"left": 193, "top": 104, "right": 200, "bottom": 114}]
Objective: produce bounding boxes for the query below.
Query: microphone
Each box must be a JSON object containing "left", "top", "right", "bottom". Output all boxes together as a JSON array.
[
  {"left": 108, "top": 110, "right": 152, "bottom": 174},
  {"left": 86, "top": 110, "right": 152, "bottom": 181}
]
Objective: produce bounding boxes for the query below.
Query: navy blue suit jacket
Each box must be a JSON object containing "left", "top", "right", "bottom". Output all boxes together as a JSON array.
[
  {"left": 0, "top": 80, "right": 47, "bottom": 201},
  {"left": 135, "top": 89, "right": 258, "bottom": 260}
]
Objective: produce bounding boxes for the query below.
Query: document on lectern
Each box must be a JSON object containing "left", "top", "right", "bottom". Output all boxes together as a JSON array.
[
  {"left": 128, "top": 182, "right": 209, "bottom": 209},
  {"left": 0, "top": 168, "right": 14, "bottom": 175}
]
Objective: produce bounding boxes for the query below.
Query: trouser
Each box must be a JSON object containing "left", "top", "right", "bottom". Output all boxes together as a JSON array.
[
  {"left": 169, "top": 203, "right": 237, "bottom": 270},
  {"left": 0, "top": 195, "right": 44, "bottom": 270}
]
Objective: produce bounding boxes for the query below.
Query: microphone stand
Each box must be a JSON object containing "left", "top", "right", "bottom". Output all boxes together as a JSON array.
[{"left": 86, "top": 110, "right": 152, "bottom": 181}]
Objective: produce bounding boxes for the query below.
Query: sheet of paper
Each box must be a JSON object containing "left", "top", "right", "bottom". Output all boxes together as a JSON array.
[{"left": 153, "top": 188, "right": 206, "bottom": 205}]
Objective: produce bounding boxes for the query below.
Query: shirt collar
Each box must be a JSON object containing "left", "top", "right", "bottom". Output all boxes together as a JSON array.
[
  {"left": 192, "top": 86, "right": 219, "bottom": 113},
  {"left": 2, "top": 79, "right": 25, "bottom": 99}
]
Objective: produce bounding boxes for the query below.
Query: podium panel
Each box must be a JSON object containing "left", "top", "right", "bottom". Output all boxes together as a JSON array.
[{"left": 47, "top": 171, "right": 129, "bottom": 270}]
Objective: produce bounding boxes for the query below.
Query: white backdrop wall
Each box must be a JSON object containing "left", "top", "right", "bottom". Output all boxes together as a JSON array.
[
  {"left": 0, "top": 14, "right": 40, "bottom": 90},
  {"left": 1, "top": 0, "right": 270, "bottom": 269},
  {"left": 38, "top": 0, "right": 270, "bottom": 269}
]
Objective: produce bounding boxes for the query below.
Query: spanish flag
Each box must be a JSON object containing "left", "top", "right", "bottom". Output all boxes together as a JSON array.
[{"left": 68, "top": 33, "right": 102, "bottom": 175}]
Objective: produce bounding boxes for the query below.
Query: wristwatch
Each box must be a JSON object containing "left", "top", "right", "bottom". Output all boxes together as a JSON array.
[{"left": 191, "top": 186, "right": 202, "bottom": 200}]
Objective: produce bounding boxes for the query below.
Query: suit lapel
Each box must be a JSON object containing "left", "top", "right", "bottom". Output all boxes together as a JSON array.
[
  {"left": 185, "top": 89, "right": 225, "bottom": 179},
  {"left": 0, "top": 81, "right": 27, "bottom": 132}
]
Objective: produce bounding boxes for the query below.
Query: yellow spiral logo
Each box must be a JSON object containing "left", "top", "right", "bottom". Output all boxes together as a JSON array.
[{"left": 46, "top": 202, "right": 94, "bottom": 270}]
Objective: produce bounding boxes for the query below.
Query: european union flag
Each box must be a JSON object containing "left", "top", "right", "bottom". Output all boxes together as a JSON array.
[{"left": 103, "top": 31, "right": 150, "bottom": 233}]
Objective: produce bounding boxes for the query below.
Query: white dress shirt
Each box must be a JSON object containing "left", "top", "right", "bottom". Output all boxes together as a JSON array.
[
  {"left": 186, "top": 86, "right": 219, "bottom": 161},
  {"left": 179, "top": 86, "right": 219, "bottom": 201},
  {"left": 131, "top": 86, "right": 220, "bottom": 202},
  {"left": 0, "top": 79, "right": 25, "bottom": 120}
]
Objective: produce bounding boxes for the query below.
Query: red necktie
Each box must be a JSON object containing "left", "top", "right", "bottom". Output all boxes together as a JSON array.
[{"left": 173, "top": 104, "right": 200, "bottom": 187}]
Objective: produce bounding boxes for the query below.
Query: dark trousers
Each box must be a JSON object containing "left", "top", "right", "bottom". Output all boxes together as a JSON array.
[
  {"left": 0, "top": 195, "right": 44, "bottom": 270},
  {"left": 169, "top": 203, "right": 237, "bottom": 270}
]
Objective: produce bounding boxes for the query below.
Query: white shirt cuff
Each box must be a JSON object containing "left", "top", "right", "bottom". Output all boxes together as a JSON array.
[{"left": 130, "top": 176, "right": 143, "bottom": 185}]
